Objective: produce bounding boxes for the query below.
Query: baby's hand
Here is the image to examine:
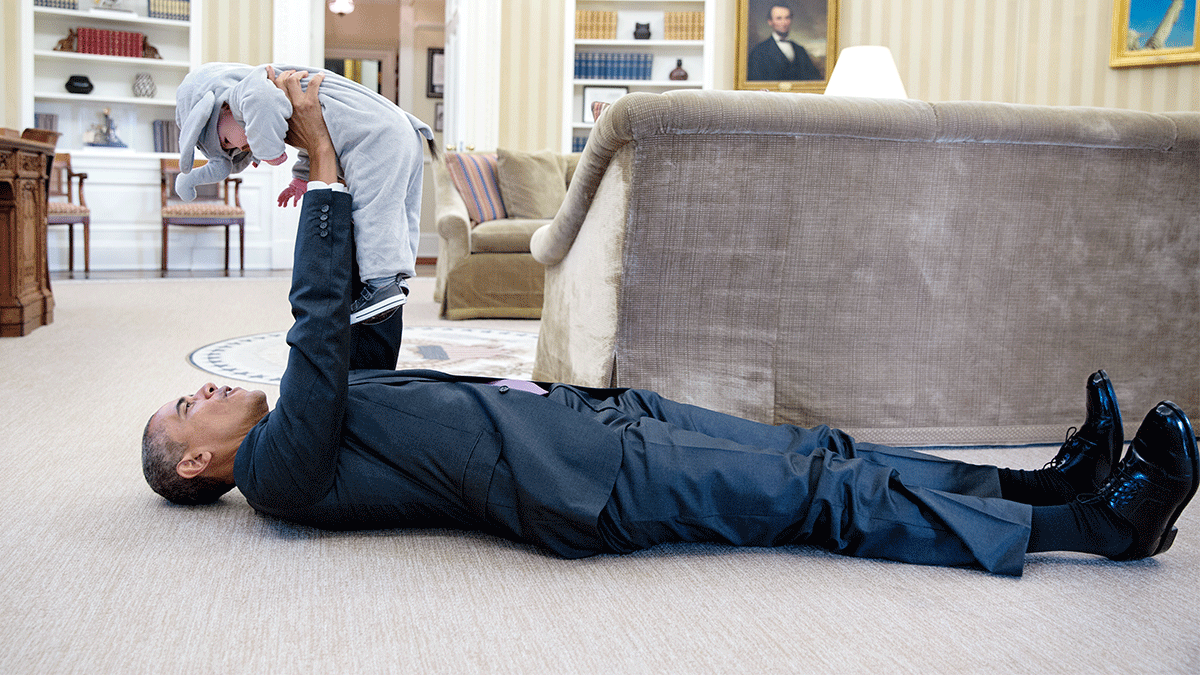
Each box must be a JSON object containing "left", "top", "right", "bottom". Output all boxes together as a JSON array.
[{"left": 277, "top": 176, "right": 308, "bottom": 207}]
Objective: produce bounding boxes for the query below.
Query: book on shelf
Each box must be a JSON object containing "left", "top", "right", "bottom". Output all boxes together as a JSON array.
[
  {"left": 152, "top": 119, "right": 180, "bottom": 154},
  {"left": 148, "top": 0, "right": 191, "bottom": 21},
  {"left": 664, "top": 12, "right": 705, "bottom": 41},
  {"left": 34, "top": 113, "right": 60, "bottom": 133},
  {"left": 77, "top": 27, "right": 144, "bottom": 57},
  {"left": 34, "top": 0, "right": 79, "bottom": 9},
  {"left": 575, "top": 52, "right": 653, "bottom": 81},
  {"left": 575, "top": 10, "right": 617, "bottom": 40}
]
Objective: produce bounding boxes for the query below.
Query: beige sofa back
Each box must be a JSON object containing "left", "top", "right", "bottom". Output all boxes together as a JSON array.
[{"left": 531, "top": 90, "right": 1199, "bottom": 446}]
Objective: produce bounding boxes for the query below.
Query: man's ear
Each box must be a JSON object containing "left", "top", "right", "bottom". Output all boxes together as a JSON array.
[{"left": 176, "top": 450, "right": 213, "bottom": 480}]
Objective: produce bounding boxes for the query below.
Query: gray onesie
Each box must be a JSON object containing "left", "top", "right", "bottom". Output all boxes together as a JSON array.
[{"left": 175, "top": 62, "right": 435, "bottom": 282}]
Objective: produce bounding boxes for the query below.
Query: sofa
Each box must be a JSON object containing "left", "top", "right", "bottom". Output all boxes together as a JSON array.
[
  {"left": 432, "top": 149, "right": 580, "bottom": 319},
  {"left": 530, "top": 90, "right": 1199, "bottom": 446}
]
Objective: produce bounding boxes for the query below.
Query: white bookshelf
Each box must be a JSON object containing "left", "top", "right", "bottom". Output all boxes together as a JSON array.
[
  {"left": 22, "top": 1, "right": 202, "bottom": 155},
  {"left": 563, "top": 0, "right": 714, "bottom": 153}
]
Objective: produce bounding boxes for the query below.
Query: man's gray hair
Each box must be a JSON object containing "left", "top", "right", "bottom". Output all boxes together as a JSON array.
[{"left": 141, "top": 416, "right": 234, "bottom": 505}]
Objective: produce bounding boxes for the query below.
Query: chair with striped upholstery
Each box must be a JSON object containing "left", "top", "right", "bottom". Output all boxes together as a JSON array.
[
  {"left": 160, "top": 159, "right": 245, "bottom": 276},
  {"left": 46, "top": 153, "right": 91, "bottom": 277}
]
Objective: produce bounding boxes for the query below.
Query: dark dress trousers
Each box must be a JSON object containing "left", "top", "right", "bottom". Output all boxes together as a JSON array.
[
  {"left": 234, "top": 189, "right": 1033, "bottom": 575},
  {"left": 747, "top": 37, "right": 822, "bottom": 81}
]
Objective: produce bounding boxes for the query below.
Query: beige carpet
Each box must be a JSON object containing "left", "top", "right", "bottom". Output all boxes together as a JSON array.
[{"left": 1, "top": 276, "right": 1197, "bottom": 674}]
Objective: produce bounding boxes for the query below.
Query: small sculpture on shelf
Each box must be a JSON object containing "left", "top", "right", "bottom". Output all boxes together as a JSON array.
[
  {"left": 94, "top": 0, "right": 135, "bottom": 11},
  {"left": 65, "top": 75, "right": 94, "bottom": 94},
  {"left": 85, "top": 108, "right": 127, "bottom": 148},
  {"left": 669, "top": 59, "right": 689, "bottom": 81},
  {"left": 142, "top": 36, "right": 162, "bottom": 59},
  {"left": 54, "top": 29, "right": 78, "bottom": 53},
  {"left": 634, "top": 23, "right": 651, "bottom": 39},
  {"left": 132, "top": 73, "right": 156, "bottom": 98}
]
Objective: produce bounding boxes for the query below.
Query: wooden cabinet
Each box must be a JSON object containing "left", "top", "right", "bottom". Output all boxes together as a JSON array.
[{"left": 0, "top": 131, "right": 57, "bottom": 337}]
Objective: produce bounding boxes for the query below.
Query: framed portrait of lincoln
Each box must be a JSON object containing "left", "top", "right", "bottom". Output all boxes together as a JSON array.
[{"left": 736, "top": 0, "right": 839, "bottom": 92}]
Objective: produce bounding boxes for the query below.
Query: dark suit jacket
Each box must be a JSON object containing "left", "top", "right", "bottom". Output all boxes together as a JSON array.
[
  {"left": 747, "top": 37, "right": 822, "bottom": 81},
  {"left": 233, "top": 189, "right": 623, "bottom": 558}
]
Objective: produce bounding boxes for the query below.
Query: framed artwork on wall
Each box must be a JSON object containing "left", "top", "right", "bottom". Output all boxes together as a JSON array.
[
  {"left": 736, "top": 0, "right": 839, "bottom": 92},
  {"left": 1111, "top": 0, "right": 1200, "bottom": 68},
  {"left": 582, "top": 86, "right": 628, "bottom": 124},
  {"left": 427, "top": 48, "right": 444, "bottom": 98}
]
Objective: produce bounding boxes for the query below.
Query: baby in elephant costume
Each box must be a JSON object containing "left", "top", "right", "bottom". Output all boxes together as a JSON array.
[{"left": 174, "top": 62, "right": 436, "bottom": 324}]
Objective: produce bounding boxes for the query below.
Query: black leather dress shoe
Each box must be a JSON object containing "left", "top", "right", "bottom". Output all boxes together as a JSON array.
[
  {"left": 1091, "top": 401, "right": 1199, "bottom": 560},
  {"left": 1046, "top": 370, "right": 1123, "bottom": 494}
]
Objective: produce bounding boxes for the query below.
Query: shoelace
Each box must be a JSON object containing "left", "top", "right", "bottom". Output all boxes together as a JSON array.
[
  {"left": 1091, "top": 457, "right": 1145, "bottom": 508},
  {"left": 1043, "top": 425, "right": 1081, "bottom": 471}
]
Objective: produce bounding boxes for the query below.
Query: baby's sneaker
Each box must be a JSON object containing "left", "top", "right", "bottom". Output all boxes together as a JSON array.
[{"left": 350, "top": 277, "right": 408, "bottom": 325}]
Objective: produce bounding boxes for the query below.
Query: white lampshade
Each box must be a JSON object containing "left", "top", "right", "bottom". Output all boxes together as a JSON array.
[
  {"left": 824, "top": 46, "right": 908, "bottom": 99},
  {"left": 328, "top": 0, "right": 354, "bottom": 15}
]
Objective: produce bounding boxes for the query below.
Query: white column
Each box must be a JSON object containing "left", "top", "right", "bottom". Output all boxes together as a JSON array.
[
  {"left": 398, "top": 0, "right": 416, "bottom": 111},
  {"left": 268, "top": 0, "right": 325, "bottom": 269},
  {"left": 444, "top": 0, "right": 500, "bottom": 152}
]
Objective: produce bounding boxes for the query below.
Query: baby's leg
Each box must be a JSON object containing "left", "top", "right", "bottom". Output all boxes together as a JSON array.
[{"left": 343, "top": 130, "right": 426, "bottom": 324}]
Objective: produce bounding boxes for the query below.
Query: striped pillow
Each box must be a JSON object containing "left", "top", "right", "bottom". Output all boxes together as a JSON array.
[{"left": 445, "top": 152, "right": 507, "bottom": 223}]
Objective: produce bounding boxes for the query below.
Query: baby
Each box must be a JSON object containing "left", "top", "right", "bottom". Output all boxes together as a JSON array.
[{"left": 174, "top": 62, "right": 436, "bottom": 324}]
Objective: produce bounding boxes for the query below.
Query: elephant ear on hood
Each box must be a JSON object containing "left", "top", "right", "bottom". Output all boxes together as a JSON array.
[
  {"left": 176, "top": 89, "right": 213, "bottom": 176},
  {"left": 174, "top": 158, "right": 234, "bottom": 203},
  {"left": 173, "top": 89, "right": 234, "bottom": 201}
]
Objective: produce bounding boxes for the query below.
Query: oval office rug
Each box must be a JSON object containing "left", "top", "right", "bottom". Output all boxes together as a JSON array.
[{"left": 189, "top": 326, "right": 539, "bottom": 385}]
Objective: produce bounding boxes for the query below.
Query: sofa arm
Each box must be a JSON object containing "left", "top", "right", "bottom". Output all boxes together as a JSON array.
[
  {"left": 433, "top": 158, "right": 472, "bottom": 264},
  {"left": 531, "top": 94, "right": 651, "bottom": 265}
]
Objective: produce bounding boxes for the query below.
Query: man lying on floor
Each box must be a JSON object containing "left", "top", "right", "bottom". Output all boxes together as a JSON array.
[{"left": 141, "top": 69, "right": 1199, "bottom": 577}]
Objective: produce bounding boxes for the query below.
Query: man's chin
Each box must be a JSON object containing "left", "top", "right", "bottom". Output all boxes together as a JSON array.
[{"left": 250, "top": 389, "right": 270, "bottom": 412}]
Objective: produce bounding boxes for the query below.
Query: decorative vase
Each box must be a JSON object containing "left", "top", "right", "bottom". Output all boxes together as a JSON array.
[
  {"left": 633, "top": 22, "right": 651, "bottom": 39},
  {"left": 65, "top": 75, "right": 93, "bottom": 94},
  {"left": 669, "top": 59, "right": 689, "bottom": 80},
  {"left": 132, "top": 73, "right": 156, "bottom": 98}
]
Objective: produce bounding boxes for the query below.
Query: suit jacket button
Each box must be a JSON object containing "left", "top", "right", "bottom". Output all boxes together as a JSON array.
[
  {"left": 321, "top": 205, "right": 330, "bottom": 212},
  {"left": 498, "top": 385, "right": 510, "bottom": 393},
  {"left": 319, "top": 230, "right": 328, "bottom": 238}
]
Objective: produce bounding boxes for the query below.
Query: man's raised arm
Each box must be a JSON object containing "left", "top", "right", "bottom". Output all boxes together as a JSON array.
[{"left": 233, "top": 70, "right": 356, "bottom": 508}]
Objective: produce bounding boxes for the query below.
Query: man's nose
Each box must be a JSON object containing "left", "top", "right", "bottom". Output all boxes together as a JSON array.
[{"left": 196, "top": 383, "right": 218, "bottom": 399}]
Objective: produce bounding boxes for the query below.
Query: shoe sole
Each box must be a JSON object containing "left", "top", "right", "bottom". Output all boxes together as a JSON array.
[
  {"left": 1152, "top": 401, "right": 1200, "bottom": 556},
  {"left": 350, "top": 294, "right": 408, "bottom": 325}
]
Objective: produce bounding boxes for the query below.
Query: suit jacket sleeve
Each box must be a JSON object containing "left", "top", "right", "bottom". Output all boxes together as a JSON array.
[{"left": 234, "top": 188, "right": 354, "bottom": 507}]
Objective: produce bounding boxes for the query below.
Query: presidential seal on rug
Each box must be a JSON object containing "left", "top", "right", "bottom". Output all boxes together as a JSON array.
[{"left": 189, "top": 326, "right": 538, "bottom": 385}]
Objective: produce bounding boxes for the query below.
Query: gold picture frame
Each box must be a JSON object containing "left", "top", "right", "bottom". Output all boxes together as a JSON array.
[
  {"left": 1110, "top": 0, "right": 1200, "bottom": 68},
  {"left": 736, "top": 0, "right": 839, "bottom": 92}
]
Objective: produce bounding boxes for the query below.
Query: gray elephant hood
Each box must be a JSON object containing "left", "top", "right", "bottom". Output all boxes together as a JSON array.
[{"left": 174, "top": 62, "right": 288, "bottom": 201}]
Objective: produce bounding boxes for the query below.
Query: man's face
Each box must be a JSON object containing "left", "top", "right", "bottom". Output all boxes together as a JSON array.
[
  {"left": 768, "top": 6, "right": 792, "bottom": 36},
  {"left": 151, "top": 383, "right": 269, "bottom": 458}
]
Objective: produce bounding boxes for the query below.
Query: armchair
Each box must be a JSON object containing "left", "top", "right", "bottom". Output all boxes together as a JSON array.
[
  {"left": 46, "top": 153, "right": 90, "bottom": 277},
  {"left": 160, "top": 159, "right": 245, "bottom": 276}
]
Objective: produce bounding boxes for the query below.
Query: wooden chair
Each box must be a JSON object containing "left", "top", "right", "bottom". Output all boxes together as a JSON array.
[
  {"left": 46, "top": 153, "right": 91, "bottom": 277},
  {"left": 160, "top": 159, "right": 245, "bottom": 276}
]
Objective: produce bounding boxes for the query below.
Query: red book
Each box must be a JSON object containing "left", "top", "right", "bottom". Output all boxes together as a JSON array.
[{"left": 78, "top": 27, "right": 92, "bottom": 55}]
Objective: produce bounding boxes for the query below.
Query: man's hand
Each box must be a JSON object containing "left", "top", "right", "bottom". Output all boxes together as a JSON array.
[{"left": 265, "top": 66, "right": 337, "bottom": 185}]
